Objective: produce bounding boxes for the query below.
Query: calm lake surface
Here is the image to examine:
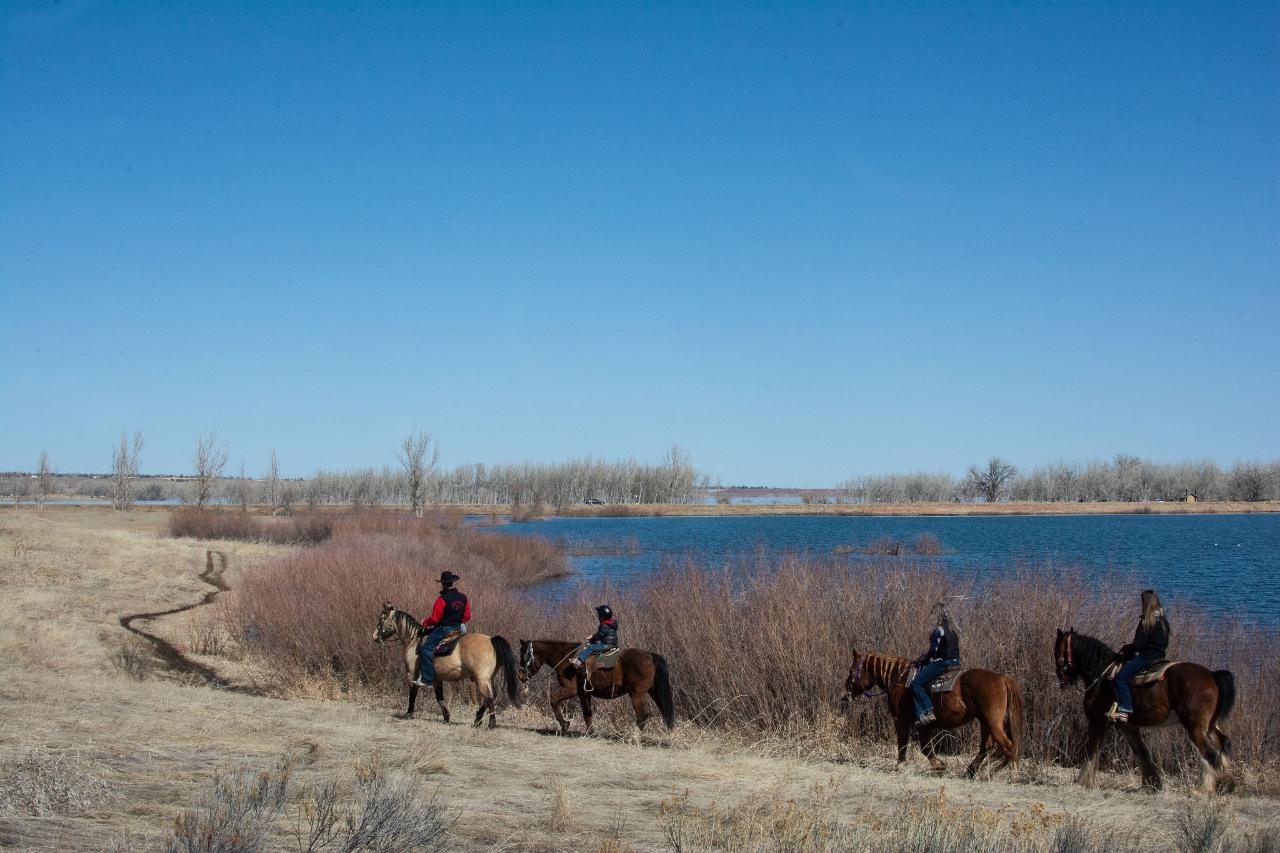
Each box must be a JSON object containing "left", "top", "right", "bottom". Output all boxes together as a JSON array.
[{"left": 496, "top": 513, "right": 1280, "bottom": 626}]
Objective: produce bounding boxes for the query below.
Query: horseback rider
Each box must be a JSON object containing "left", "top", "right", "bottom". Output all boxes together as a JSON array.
[
  {"left": 1108, "top": 589, "right": 1170, "bottom": 723},
  {"left": 572, "top": 605, "right": 618, "bottom": 683},
  {"left": 410, "top": 571, "right": 470, "bottom": 688},
  {"left": 909, "top": 602, "right": 960, "bottom": 728}
]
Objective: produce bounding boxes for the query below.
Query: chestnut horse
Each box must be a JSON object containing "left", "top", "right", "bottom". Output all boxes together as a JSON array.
[
  {"left": 372, "top": 604, "right": 521, "bottom": 726},
  {"left": 1053, "top": 628, "right": 1235, "bottom": 792},
  {"left": 843, "top": 646, "right": 1023, "bottom": 777},
  {"left": 518, "top": 639, "right": 675, "bottom": 736}
]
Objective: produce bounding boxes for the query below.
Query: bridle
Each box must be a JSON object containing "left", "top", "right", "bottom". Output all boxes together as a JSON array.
[{"left": 847, "top": 653, "right": 885, "bottom": 700}]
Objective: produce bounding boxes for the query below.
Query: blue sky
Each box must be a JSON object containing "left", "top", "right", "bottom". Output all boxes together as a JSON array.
[{"left": 2, "top": 1, "right": 1277, "bottom": 484}]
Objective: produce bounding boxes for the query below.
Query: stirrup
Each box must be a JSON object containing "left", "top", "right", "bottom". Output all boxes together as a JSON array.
[
  {"left": 1106, "top": 702, "right": 1130, "bottom": 723},
  {"left": 411, "top": 677, "right": 431, "bottom": 688},
  {"left": 915, "top": 710, "right": 936, "bottom": 728}
]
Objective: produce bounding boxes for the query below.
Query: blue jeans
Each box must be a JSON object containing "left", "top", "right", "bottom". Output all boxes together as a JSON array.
[
  {"left": 910, "top": 659, "right": 959, "bottom": 719},
  {"left": 417, "top": 625, "right": 455, "bottom": 684},
  {"left": 1113, "top": 655, "right": 1153, "bottom": 713},
  {"left": 577, "top": 643, "right": 612, "bottom": 664}
]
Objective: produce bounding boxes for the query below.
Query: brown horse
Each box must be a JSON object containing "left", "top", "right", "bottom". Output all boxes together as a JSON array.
[
  {"left": 373, "top": 604, "right": 521, "bottom": 727},
  {"left": 518, "top": 639, "right": 675, "bottom": 736},
  {"left": 843, "top": 647, "right": 1023, "bottom": 778},
  {"left": 1053, "top": 628, "right": 1235, "bottom": 792}
]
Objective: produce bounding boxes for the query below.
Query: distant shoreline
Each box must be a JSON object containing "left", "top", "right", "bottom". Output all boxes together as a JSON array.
[{"left": 7, "top": 499, "right": 1277, "bottom": 518}]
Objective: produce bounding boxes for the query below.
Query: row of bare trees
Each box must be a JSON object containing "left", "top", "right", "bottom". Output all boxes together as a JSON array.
[{"left": 842, "top": 455, "right": 1280, "bottom": 504}]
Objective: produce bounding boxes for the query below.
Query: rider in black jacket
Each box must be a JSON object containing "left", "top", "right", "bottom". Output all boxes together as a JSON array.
[
  {"left": 909, "top": 602, "right": 961, "bottom": 727},
  {"left": 1110, "top": 589, "right": 1170, "bottom": 722},
  {"left": 573, "top": 605, "right": 618, "bottom": 676}
]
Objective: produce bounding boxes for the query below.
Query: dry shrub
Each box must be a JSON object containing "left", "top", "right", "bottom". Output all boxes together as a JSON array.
[
  {"left": 0, "top": 748, "right": 114, "bottom": 816},
  {"left": 112, "top": 639, "right": 156, "bottom": 681},
  {"left": 510, "top": 503, "right": 550, "bottom": 522},
  {"left": 912, "top": 532, "right": 944, "bottom": 555},
  {"left": 169, "top": 508, "right": 332, "bottom": 545},
  {"left": 863, "top": 537, "right": 903, "bottom": 556},
  {"left": 231, "top": 513, "right": 566, "bottom": 693},
  {"left": 546, "top": 777, "right": 572, "bottom": 832},
  {"left": 165, "top": 754, "right": 452, "bottom": 853}
]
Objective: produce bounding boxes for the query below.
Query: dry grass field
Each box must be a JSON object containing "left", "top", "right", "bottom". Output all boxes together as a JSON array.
[{"left": 1, "top": 507, "right": 1278, "bottom": 852}]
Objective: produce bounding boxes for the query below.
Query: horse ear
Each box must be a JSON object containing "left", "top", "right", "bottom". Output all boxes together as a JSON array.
[{"left": 1056, "top": 628, "right": 1062, "bottom": 637}]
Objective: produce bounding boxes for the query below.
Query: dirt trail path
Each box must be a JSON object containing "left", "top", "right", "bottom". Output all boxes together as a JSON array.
[
  {"left": 117, "top": 549, "right": 241, "bottom": 690},
  {"left": 1, "top": 508, "right": 1277, "bottom": 852}
]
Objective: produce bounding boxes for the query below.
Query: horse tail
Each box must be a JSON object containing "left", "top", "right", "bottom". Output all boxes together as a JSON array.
[
  {"left": 1005, "top": 675, "right": 1024, "bottom": 766},
  {"left": 1211, "top": 669, "right": 1235, "bottom": 754},
  {"left": 649, "top": 653, "right": 675, "bottom": 730},
  {"left": 491, "top": 635, "right": 522, "bottom": 708}
]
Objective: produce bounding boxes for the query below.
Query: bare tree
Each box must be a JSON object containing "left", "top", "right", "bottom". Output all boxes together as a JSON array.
[
  {"left": 111, "top": 431, "right": 144, "bottom": 511},
  {"left": 35, "top": 451, "right": 53, "bottom": 509},
  {"left": 192, "top": 430, "right": 229, "bottom": 507},
  {"left": 396, "top": 430, "right": 440, "bottom": 518},
  {"left": 266, "top": 449, "right": 280, "bottom": 511},
  {"left": 966, "top": 457, "right": 1018, "bottom": 503},
  {"left": 233, "top": 463, "right": 254, "bottom": 513}
]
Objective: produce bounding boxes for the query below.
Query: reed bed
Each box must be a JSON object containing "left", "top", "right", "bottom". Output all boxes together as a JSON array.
[
  {"left": 225, "top": 515, "right": 1279, "bottom": 781},
  {"left": 168, "top": 508, "right": 334, "bottom": 544}
]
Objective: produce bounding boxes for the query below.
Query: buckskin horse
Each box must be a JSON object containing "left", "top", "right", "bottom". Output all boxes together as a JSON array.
[
  {"left": 372, "top": 603, "right": 521, "bottom": 726},
  {"left": 1054, "top": 628, "right": 1235, "bottom": 792},
  {"left": 843, "top": 646, "right": 1023, "bottom": 778},
  {"left": 518, "top": 639, "right": 675, "bottom": 736}
]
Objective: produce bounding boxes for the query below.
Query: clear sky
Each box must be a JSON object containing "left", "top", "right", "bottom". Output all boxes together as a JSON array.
[{"left": 2, "top": 1, "right": 1277, "bottom": 485}]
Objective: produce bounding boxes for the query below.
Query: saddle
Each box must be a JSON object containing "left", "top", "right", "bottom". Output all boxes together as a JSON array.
[
  {"left": 1103, "top": 659, "right": 1177, "bottom": 687},
  {"left": 906, "top": 664, "right": 963, "bottom": 695},
  {"left": 431, "top": 628, "right": 463, "bottom": 657},
  {"left": 584, "top": 647, "right": 621, "bottom": 670}
]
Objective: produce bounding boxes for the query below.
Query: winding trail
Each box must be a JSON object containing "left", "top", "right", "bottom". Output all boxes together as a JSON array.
[{"left": 117, "top": 549, "right": 246, "bottom": 690}]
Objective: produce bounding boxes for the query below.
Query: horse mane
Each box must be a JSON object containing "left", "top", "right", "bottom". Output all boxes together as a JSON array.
[
  {"left": 1067, "top": 631, "right": 1116, "bottom": 681},
  {"left": 394, "top": 607, "right": 425, "bottom": 635},
  {"left": 861, "top": 651, "right": 912, "bottom": 689}
]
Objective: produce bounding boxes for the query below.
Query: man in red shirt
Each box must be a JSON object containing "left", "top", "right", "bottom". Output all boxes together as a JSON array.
[{"left": 411, "top": 571, "right": 470, "bottom": 688}]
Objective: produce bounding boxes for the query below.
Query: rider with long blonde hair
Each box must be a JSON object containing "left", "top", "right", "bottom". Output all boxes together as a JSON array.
[{"left": 1109, "top": 588, "right": 1170, "bottom": 723}]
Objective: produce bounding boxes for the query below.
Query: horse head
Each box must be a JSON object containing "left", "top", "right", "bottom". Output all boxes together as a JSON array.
[
  {"left": 842, "top": 647, "right": 872, "bottom": 706},
  {"left": 1054, "top": 627, "right": 1078, "bottom": 689},
  {"left": 517, "top": 640, "right": 542, "bottom": 682},
  {"left": 373, "top": 602, "right": 400, "bottom": 644}
]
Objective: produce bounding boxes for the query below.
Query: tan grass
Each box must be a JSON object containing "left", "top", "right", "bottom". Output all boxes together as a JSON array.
[{"left": 0, "top": 508, "right": 1278, "bottom": 852}]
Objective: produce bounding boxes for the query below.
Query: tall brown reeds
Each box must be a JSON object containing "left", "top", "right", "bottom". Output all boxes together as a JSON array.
[{"left": 169, "top": 508, "right": 333, "bottom": 545}]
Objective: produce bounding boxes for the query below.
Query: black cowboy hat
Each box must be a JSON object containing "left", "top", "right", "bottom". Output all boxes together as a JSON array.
[{"left": 439, "top": 571, "right": 460, "bottom": 585}]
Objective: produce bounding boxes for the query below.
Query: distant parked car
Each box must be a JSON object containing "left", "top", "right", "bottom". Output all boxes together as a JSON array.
[{"left": 584, "top": 498, "right": 605, "bottom": 505}]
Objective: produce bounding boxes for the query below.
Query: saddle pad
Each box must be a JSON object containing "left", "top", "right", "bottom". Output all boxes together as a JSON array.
[
  {"left": 589, "top": 647, "right": 622, "bottom": 670},
  {"left": 432, "top": 630, "right": 463, "bottom": 657},
  {"left": 904, "top": 665, "right": 962, "bottom": 695},
  {"left": 1104, "top": 659, "right": 1176, "bottom": 686},
  {"left": 929, "top": 667, "right": 963, "bottom": 695}
]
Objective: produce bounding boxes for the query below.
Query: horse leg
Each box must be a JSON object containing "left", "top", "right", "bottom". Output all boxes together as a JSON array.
[
  {"left": 580, "top": 691, "right": 594, "bottom": 735},
  {"left": 406, "top": 684, "right": 418, "bottom": 719},
  {"left": 919, "top": 727, "right": 946, "bottom": 773},
  {"left": 982, "top": 704, "right": 1018, "bottom": 777},
  {"left": 434, "top": 680, "right": 450, "bottom": 724},
  {"left": 548, "top": 683, "right": 577, "bottom": 734},
  {"left": 1078, "top": 716, "right": 1106, "bottom": 788},
  {"left": 630, "top": 690, "right": 651, "bottom": 741},
  {"left": 1184, "top": 721, "right": 1224, "bottom": 794},
  {"left": 967, "top": 722, "right": 992, "bottom": 780},
  {"left": 1120, "top": 727, "right": 1161, "bottom": 792},
  {"left": 894, "top": 717, "right": 911, "bottom": 770},
  {"left": 473, "top": 677, "right": 497, "bottom": 729}
]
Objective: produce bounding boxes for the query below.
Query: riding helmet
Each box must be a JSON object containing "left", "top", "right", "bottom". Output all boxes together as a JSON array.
[{"left": 595, "top": 604, "right": 613, "bottom": 620}]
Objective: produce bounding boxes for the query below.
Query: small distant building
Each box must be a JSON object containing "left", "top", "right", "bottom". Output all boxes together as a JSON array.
[{"left": 1182, "top": 490, "right": 1198, "bottom": 503}]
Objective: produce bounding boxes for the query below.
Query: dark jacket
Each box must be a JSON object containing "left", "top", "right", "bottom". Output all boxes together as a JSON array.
[
  {"left": 1123, "top": 615, "right": 1169, "bottom": 660},
  {"left": 427, "top": 588, "right": 470, "bottom": 628},
  {"left": 588, "top": 618, "right": 618, "bottom": 647},
  {"left": 921, "top": 626, "right": 959, "bottom": 663}
]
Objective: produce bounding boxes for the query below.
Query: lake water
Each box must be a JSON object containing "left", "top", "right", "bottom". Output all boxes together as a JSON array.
[{"left": 496, "top": 513, "right": 1280, "bottom": 626}]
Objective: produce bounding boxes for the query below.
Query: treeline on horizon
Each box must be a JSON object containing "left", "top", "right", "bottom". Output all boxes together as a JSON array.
[
  {"left": 3, "top": 443, "right": 1278, "bottom": 507},
  {"left": 840, "top": 455, "right": 1280, "bottom": 504}
]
